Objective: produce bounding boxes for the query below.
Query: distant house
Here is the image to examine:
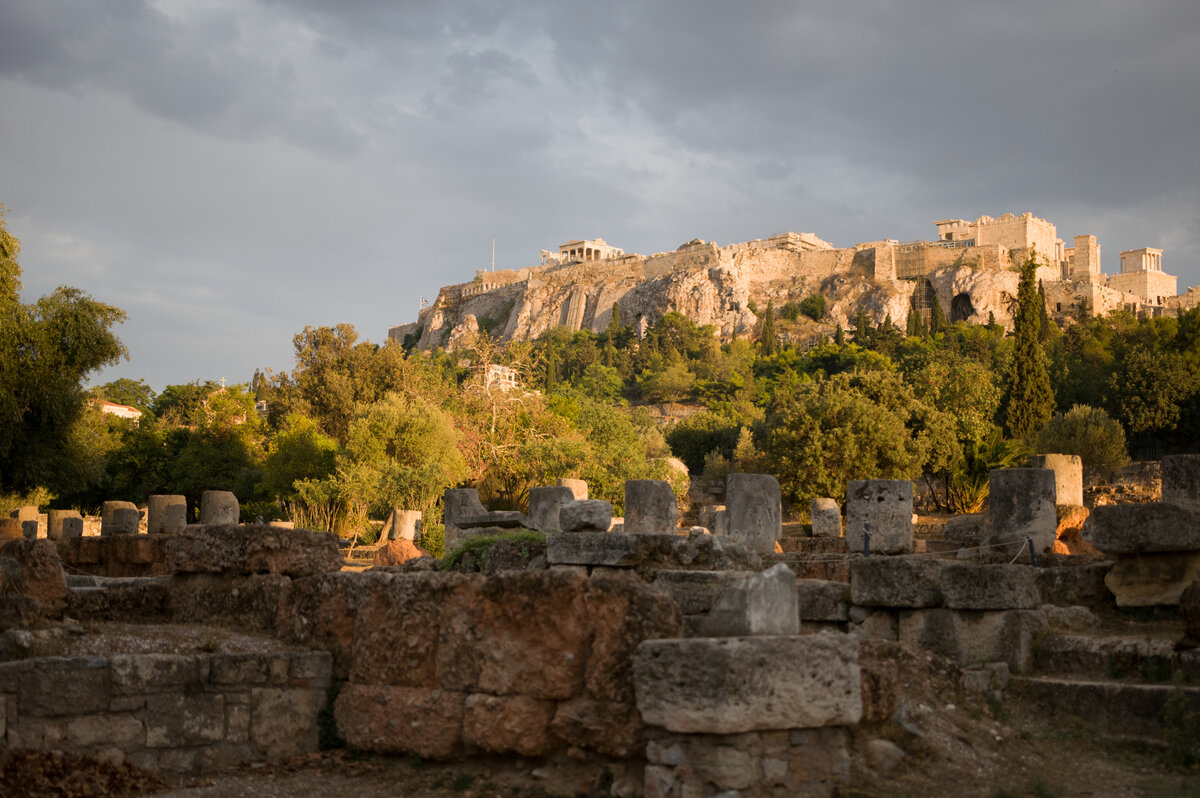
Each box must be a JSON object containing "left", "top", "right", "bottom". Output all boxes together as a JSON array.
[
  {"left": 484, "top": 364, "right": 521, "bottom": 392},
  {"left": 98, "top": 401, "right": 143, "bottom": 422}
]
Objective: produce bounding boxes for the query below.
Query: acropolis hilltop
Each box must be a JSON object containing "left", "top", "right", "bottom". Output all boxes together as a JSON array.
[{"left": 390, "top": 212, "right": 1198, "bottom": 350}]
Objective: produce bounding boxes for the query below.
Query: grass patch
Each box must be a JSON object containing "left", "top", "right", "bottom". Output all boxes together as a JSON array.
[{"left": 439, "top": 530, "right": 546, "bottom": 572}]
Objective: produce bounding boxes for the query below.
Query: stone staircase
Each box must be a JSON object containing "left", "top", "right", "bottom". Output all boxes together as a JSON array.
[{"left": 1012, "top": 623, "right": 1200, "bottom": 737}]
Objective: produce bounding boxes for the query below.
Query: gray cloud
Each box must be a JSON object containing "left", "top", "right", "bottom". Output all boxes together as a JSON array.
[{"left": 1, "top": 1, "right": 1197, "bottom": 390}]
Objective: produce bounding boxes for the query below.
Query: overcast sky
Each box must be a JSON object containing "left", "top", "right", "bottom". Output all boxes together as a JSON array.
[{"left": 2, "top": 1, "right": 1198, "bottom": 392}]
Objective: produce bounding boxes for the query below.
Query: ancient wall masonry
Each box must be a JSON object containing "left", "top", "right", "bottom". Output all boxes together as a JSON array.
[{"left": 0, "top": 646, "right": 331, "bottom": 772}]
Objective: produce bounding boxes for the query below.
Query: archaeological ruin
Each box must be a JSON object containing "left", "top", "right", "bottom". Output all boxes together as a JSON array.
[
  {"left": 390, "top": 212, "right": 1197, "bottom": 353},
  {"left": 4, "top": 454, "right": 1200, "bottom": 795}
]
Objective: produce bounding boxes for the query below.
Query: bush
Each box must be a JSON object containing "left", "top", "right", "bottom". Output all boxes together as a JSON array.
[
  {"left": 1035, "top": 404, "right": 1129, "bottom": 476},
  {"left": 800, "top": 294, "right": 826, "bottom": 321},
  {"left": 780, "top": 302, "right": 801, "bottom": 321}
]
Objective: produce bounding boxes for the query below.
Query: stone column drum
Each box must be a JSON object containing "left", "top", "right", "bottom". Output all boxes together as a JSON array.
[
  {"left": 199, "top": 491, "right": 239, "bottom": 526},
  {"left": 845, "top": 480, "right": 913, "bottom": 555},
  {"left": 148, "top": 495, "right": 188, "bottom": 534},
  {"left": 100, "top": 500, "right": 138, "bottom": 535},
  {"left": 725, "top": 473, "right": 782, "bottom": 555},
  {"left": 108, "top": 507, "right": 141, "bottom": 536},
  {"left": 388, "top": 509, "right": 422, "bottom": 542},
  {"left": 47, "top": 509, "right": 83, "bottom": 541},
  {"left": 526, "top": 486, "right": 575, "bottom": 533},
  {"left": 557, "top": 478, "right": 589, "bottom": 501},
  {"left": 811, "top": 497, "right": 842, "bottom": 538},
  {"left": 624, "top": 480, "right": 678, "bottom": 535},
  {"left": 1030, "top": 453, "right": 1083, "bottom": 507},
  {"left": 986, "top": 468, "right": 1057, "bottom": 554}
]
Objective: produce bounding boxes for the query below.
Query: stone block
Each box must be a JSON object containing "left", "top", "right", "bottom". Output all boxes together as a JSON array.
[
  {"left": 845, "top": 480, "right": 913, "bottom": 555},
  {"left": 557, "top": 478, "right": 588, "bottom": 500},
  {"left": 385, "top": 509, "right": 422, "bottom": 542},
  {"left": 147, "top": 495, "right": 187, "bottom": 534},
  {"left": 651, "top": 570, "right": 750, "bottom": 615},
  {"left": 21, "top": 520, "right": 38, "bottom": 539},
  {"left": 11, "top": 505, "right": 38, "bottom": 524},
  {"left": 1, "top": 538, "right": 67, "bottom": 608},
  {"left": 1086, "top": 503, "right": 1200, "bottom": 554},
  {"left": 559, "top": 499, "right": 613, "bottom": 532},
  {"left": 100, "top": 501, "right": 138, "bottom": 535},
  {"left": 165, "top": 524, "right": 343, "bottom": 576},
  {"left": 462, "top": 694, "right": 556, "bottom": 756},
  {"left": 444, "top": 488, "right": 488, "bottom": 548},
  {"left": 849, "top": 556, "right": 943, "bottom": 608},
  {"left": 525, "top": 486, "right": 574, "bottom": 533},
  {"left": 349, "top": 571, "right": 458, "bottom": 687},
  {"left": 1163, "top": 454, "right": 1200, "bottom": 511},
  {"left": 47, "top": 509, "right": 83, "bottom": 541},
  {"left": 60, "top": 516, "right": 84, "bottom": 540},
  {"left": 65, "top": 714, "right": 145, "bottom": 748},
  {"left": 797, "top": 579, "right": 851, "bottom": 622},
  {"left": 145, "top": 693, "right": 225, "bottom": 747},
  {"left": 250, "top": 687, "right": 325, "bottom": 759},
  {"left": 985, "top": 468, "right": 1057, "bottom": 553},
  {"left": 624, "top": 480, "right": 678, "bottom": 535},
  {"left": 724, "top": 473, "right": 781, "bottom": 554},
  {"left": 1035, "top": 562, "right": 1114, "bottom": 607},
  {"left": 437, "top": 569, "right": 591, "bottom": 699},
  {"left": 549, "top": 697, "right": 644, "bottom": 758},
  {"left": 546, "top": 531, "right": 760, "bottom": 572},
  {"left": 109, "top": 654, "right": 206, "bottom": 694},
  {"left": 106, "top": 508, "right": 141, "bottom": 536},
  {"left": 1104, "top": 552, "right": 1200, "bottom": 606},
  {"left": 634, "top": 635, "right": 862, "bottom": 733},
  {"left": 199, "top": 490, "right": 239, "bottom": 526},
  {"left": 333, "top": 684, "right": 465, "bottom": 759},
  {"left": 11, "top": 657, "right": 109, "bottom": 717},
  {"left": 938, "top": 562, "right": 1040, "bottom": 610},
  {"left": 897, "top": 608, "right": 1045, "bottom": 672},
  {"left": 698, "top": 563, "right": 798, "bottom": 636},
  {"left": 811, "top": 497, "right": 842, "bottom": 538},
  {"left": 0, "top": 518, "right": 21, "bottom": 542},
  {"left": 943, "top": 514, "right": 988, "bottom": 548},
  {"left": 696, "top": 505, "right": 728, "bottom": 536},
  {"left": 1031, "top": 454, "right": 1084, "bottom": 507}
]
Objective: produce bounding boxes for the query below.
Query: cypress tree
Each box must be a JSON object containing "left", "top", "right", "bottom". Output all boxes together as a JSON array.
[
  {"left": 759, "top": 300, "right": 778, "bottom": 356},
  {"left": 1002, "top": 255, "right": 1055, "bottom": 439},
  {"left": 851, "top": 309, "right": 873, "bottom": 347},
  {"left": 834, "top": 324, "right": 845, "bottom": 346},
  {"left": 905, "top": 308, "right": 926, "bottom": 338},
  {"left": 1037, "top": 281, "right": 1052, "bottom": 341},
  {"left": 929, "top": 294, "right": 949, "bottom": 335}
]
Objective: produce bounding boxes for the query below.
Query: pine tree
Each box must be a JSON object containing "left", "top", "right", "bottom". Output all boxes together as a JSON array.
[
  {"left": 834, "top": 324, "right": 845, "bottom": 346},
  {"left": 1002, "top": 255, "right": 1055, "bottom": 439},
  {"left": 929, "top": 294, "right": 949, "bottom": 335},
  {"left": 758, "top": 300, "right": 778, "bottom": 356}
]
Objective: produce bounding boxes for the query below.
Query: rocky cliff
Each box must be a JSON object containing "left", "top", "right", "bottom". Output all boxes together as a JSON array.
[{"left": 391, "top": 237, "right": 1025, "bottom": 350}]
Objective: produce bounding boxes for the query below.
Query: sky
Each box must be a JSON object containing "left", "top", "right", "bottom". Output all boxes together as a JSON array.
[{"left": 2, "top": 1, "right": 1198, "bottom": 392}]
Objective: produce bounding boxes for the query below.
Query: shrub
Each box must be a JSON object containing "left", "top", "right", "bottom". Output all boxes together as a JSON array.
[
  {"left": 780, "top": 301, "right": 801, "bottom": 321},
  {"left": 799, "top": 294, "right": 826, "bottom": 321},
  {"left": 1035, "top": 404, "right": 1129, "bottom": 476}
]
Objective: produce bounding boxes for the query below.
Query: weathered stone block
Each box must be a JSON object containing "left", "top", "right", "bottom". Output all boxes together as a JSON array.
[
  {"left": 437, "top": 569, "right": 591, "bottom": 699},
  {"left": 147, "top": 495, "right": 187, "bottom": 534},
  {"left": 797, "top": 579, "right": 851, "bottom": 622},
  {"left": 21, "top": 520, "right": 38, "bottom": 539},
  {"left": 47, "top": 509, "right": 83, "bottom": 541},
  {"left": 250, "top": 687, "right": 324, "bottom": 759},
  {"left": 349, "top": 571, "right": 458, "bottom": 687},
  {"left": 0, "top": 518, "right": 23, "bottom": 542},
  {"left": 1086, "top": 503, "right": 1200, "bottom": 554},
  {"left": 10, "top": 657, "right": 109, "bottom": 717},
  {"left": 724, "top": 473, "right": 782, "bottom": 555},
  {"left": 109, "top": 654, "right": 206, "bottom": 694},
  {"left": 1104, "top": 552, "right": 1200, "bottom": 606},
  {"left": 696, "top": 504, "right": 728, "bottom": 536},
  {"left": 849, "top": 556, "right": 942, "bottom": 608},
  {"left": 1, "top": 538, "right": 67, "bottom": 608},
  {"left": 546, "top": 531, "right": 759, "bottom": 572},
  {"left": 199, "top": 490, "right": 239, "bottom": 526},
  {"left": 333, "top": 684, "right": 465, "bottom": 759},
  {"left": 634, "top": 635, "right": 862, "bottom": 733},
  {"left": 549, "top": 698, "right": 643, "bottom": 759},
  {"left": 625, "top": 480, "right": 678, "bottom": 535},
  {"left": 811, "top": 498, "right": 842, "bottom": 538},
  {"left": 65, "top": 713, "right": 144, "bottom": 748},
  {"left": 525, "top": 486, "right": 575, "bottom": 533},
  {"left": 107, "top": 508, "right": 141, "bottom": 536},
  {"left": 165, "top": 525, "right": 343, "bottom": 576},
  {"left": 558, "top": 478, "right": 588, "bottom": 500},
  {"left": 1164, "top": 454, "right": 1200, "bottom": 511},
  {"left": 145, "top": 693, "right": 225, "bottom": 747},
  {"left": 651, "top": 570, "right": 750, "bottom": 615},
  {"left": 1031, "top": 454, "right": 1084, "bottom": 507},
  {"left": 938, "top": 562, "right": 1040, "bottom": 610},
  {"left": 897, "top": 608, "right": 1045, "bottom": 672},
  {"left": 943, "top": 514, "right": 988, "bottom": 548},
  {"left": 100, "top": 501, "right": 138, "bottom": 535},
  {"left": 559, "top": 499, "right": 613, "bottom": 532},
  {"left": 1035, "top": 562, "right": 1114, "bottom": 607},
  {"left": 986, "top": 468, "right": 1057, "bottom": 553},
  {"left": 462, "top": 694, "right": 556, "bottom": 756},
  {"left": 444, "top": 488, "right": 488, "bottom": 549},
  {"left": 698, "top": 563, "right": 798, "bottom": 636},
  {"left": 845, "top": 480, "right": 913, "bottom": 555}
]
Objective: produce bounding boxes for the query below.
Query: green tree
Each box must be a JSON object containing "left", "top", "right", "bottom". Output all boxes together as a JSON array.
[
  {"left": 1035, "top": 405, "right": 1129, "bottom": 476},
  {"left": 799, "top": 294, "right": 826, "bottom": 321},
  {"left": 780, "top": 301, "right": 801, "bottom": 321},
  {"left": 929, "top": 294, "right": 949, "bottom": 335},
  {"left": 0, "top": 209, "right": 127, "bottom": 494},
  {"left": 1001, "top": 254, "right": 1054, "bottom": 439},
  {"left": 259, "top": 413, "right": 339, "bottom": 502},
  {"left": 758, "top": 300, "right": 778, "bottom": 356},
  {"left": 95, "top": 378, "right": 156, "bottom": 413},
  {"left": 1108, "top": 345, "right": 1199, "bottom": 438}
]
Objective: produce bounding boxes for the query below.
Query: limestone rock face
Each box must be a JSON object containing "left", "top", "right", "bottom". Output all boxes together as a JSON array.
[{"left": 164, "top": 525, "right": 344, "bottom": 576}]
